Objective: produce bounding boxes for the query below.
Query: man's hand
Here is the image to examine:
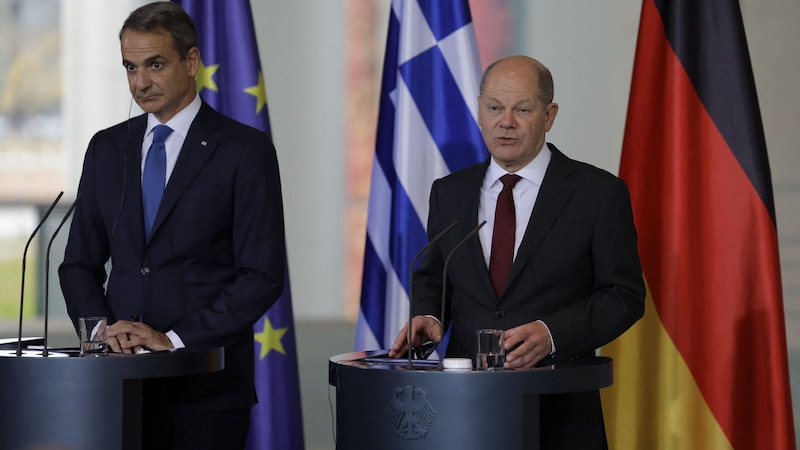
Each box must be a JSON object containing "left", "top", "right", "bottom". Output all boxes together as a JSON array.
[
  {"left": 503, "top": 321, "right": 552, "bottom": 369},
  {"left": 105, "top": 320, "right": 174, "bottom": 354},
  {"left": 388, "top": 316, "right": 442, "bottom": 358}
]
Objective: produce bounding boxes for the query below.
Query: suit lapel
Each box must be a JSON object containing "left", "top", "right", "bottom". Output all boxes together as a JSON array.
[
  {"left": 464, "top": 162, "right": 489, "bottom": 277},
  {"left": 506, "top": 144, "right": 576, "bottom": 288},
  {"left": 149, "top": 103, "right": 220, "bottom": 242},
  {"left": 455, "top": 160, "right": 498, "bottom": 307},
  {"left": 124, "top": 118, "right": 147, "bottom": 250}
]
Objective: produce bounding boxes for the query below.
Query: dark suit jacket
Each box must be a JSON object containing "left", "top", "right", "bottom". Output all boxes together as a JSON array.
[
  {"left": 412, "top": 143, "right": 645, "bottom": 448},
  {"left": 59, "top": 101, "right": 286, "bottom": 411}
]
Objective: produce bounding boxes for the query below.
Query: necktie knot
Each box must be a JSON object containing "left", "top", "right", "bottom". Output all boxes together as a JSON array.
[
  {"left": 500, "top": 173, "right": 521, "bottom": 190},
  {"left": 152, "top": 124, "right": 173, "bottom": 144}
]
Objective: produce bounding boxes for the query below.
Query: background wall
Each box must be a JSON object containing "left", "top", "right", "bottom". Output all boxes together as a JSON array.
[{"left": 250, "top": 1, "right": 346, "bottom": 320}]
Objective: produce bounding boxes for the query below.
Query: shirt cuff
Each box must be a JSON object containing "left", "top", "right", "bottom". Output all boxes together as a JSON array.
[
  {"left": 535, "top": 319, "right": 556, "bottom": 355},
  {"left": 165, "top": 330, "right": 185, "bottom": 350}
]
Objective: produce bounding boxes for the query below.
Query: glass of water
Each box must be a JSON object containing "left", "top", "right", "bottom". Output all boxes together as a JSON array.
[
  {"left": 79, "top": 317, "right": 108, "bottom": 356},
  {"left": 476, "top": 328, "right": 505, "bottom": 370}
]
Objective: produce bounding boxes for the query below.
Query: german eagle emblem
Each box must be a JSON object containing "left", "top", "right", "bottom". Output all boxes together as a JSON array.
[{"left": 385, "top": 385, "right": 436, "bottom": 440}]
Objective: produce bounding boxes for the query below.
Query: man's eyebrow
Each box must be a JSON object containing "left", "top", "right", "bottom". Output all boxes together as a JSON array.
[{"left": 121, "top": 55, "right": 165, "bottom": 67}]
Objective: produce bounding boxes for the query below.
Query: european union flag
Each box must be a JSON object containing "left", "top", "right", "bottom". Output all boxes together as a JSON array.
[{"left": 174, "top": 1, "right": 304, "bottom": 449}]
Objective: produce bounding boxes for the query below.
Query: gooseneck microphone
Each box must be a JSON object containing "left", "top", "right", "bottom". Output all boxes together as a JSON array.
[
  {"left": 406, "top": 220, "right": 458, "bottom": 369},
  {"left": 438, "top": 220, "right": 487, "bottom": 369},
  {"left": 42, "top": 194, "right": 80, "bottom": 357},
  {"left": 16, "top": 192, "right": 63, "bottom": 357}
]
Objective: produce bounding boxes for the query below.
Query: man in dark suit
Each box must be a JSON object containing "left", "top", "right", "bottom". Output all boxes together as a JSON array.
[
  {"left": 58, "top": 3, "right": 286, "bottom": 449},
  {"left": 389, "top": 55, "right": 645, "bottom": 448}
]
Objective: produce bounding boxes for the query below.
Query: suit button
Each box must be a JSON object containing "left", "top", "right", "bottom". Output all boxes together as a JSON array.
[
  {"left": 141, "top": 266, "right": 150, "bottom": 275},
  {"left": 494, "top": 310, "right": 505, "bottom": 318}
]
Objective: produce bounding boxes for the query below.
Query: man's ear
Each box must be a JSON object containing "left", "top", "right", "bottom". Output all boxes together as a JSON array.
[
  {"left": 185, "top": 46, "right": 200, "bottom": 77},
  {"left": 544, "top": 102, "right": 559, "bottom": 132}
]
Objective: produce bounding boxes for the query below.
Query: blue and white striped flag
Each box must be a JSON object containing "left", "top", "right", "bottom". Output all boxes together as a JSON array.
[{"left": 355, "top": 0, "right": 488, "bottom": 351}]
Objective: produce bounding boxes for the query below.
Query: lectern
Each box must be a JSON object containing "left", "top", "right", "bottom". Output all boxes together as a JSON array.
[
  {"left": 0, "top": 345, "right": 223, "bottom": 450},
  {"left": 329, "top": 351, "right": 612, "bottom": 450}
]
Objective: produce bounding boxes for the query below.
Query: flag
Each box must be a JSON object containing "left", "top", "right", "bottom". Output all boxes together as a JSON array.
[
  {"left": 601, "top": 1, "right": 796, "bottom": 448},
  {"left": 174, "top": 1, "right": 304, "bottom": 449},
  {"left": 354, "top": 0, "right": 488, "bottom": 351}
]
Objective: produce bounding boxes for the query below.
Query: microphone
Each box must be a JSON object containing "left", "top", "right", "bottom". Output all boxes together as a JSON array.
[
  {"left": 406, "top": 220, "right": 458, "bottom": 369},
  {"left": 16, "top": 192, "right": 63, "bottom": 357},
  {"left": 42, "top": 194, "right": 80, "bottom": 357},
  {"left": 438, "top": 220, "right": 487, "bottom": 369}
]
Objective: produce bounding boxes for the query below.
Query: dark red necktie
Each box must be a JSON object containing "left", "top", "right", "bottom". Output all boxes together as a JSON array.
[{"left": 489, "top": 174, "right": 521, "bottom": 298}]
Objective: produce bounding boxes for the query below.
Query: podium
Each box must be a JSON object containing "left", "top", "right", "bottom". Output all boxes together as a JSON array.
[
  {"left": 0, "top": 345, "right": 224, "bottom": 450},
  {"left": 329, "top": 351, "right": 612, "bottom": 450}
]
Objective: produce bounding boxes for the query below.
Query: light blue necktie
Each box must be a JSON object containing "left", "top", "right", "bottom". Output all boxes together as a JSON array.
[{"left": 142, "top": 124, "right": 172, "bottom": 237}]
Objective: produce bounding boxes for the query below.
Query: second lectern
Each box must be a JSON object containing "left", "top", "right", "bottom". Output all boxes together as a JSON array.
[{"left": 329, "top": 351, "right": 612, "bottom": 450}]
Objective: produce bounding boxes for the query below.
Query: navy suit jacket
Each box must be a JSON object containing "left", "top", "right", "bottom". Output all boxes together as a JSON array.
[
  {"left": 59, "top": 101, "right": 286, "bottom": 410},
  {"left": 412, "top": 143, "right": 645, "bottom": 447}
]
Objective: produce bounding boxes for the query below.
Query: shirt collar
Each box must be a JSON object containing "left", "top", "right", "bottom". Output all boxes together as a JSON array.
[
  {"left": 146, "top": 93, "right": 201, "bottom": 138},
  {"left": 486, "top": 143, "right": 552, "bottom": 188}
]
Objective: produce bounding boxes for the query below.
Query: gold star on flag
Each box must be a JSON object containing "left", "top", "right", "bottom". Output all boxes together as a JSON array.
[
  {"left": 254, "top": 318, "right": 287, "bottom": 359},
  {"left": 195, "top": 59, "right": 220, "bottom": 93},
  {"left": 243, "top": 72, "right": 268, "bottom": 114}
]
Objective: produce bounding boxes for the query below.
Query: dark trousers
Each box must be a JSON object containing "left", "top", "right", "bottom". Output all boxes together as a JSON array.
[
  {"left": 142, "top": 393, "right": 251, "bottom": 450},
  {"left": 540, "top": 390, "right": 608, "bottom": 450}
]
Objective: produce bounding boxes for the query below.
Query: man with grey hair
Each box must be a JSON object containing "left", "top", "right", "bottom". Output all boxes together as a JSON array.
[{"left": 390, "top": 55, "right": 645, "bottom": 448}]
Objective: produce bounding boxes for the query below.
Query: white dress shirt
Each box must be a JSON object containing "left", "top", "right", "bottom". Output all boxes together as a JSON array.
[
  {"left": 140, "top": 93, "right": 202, "bottom": 183},
  {"left": 138, "top": 93, "right": 202, "bottom": 350},
  {"left": 478, "top": 144, "right": 556, "bottom": 355},
  {"left": 478, "top": 145, "right": 551, "bottom": 267}
]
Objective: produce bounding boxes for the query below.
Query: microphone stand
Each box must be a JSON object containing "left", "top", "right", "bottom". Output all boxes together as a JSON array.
[
  {"left": 438, "top": 220, "right": 486, "bottom": 369},
  {"left": 16, "top": 192, "right": 63, "bottom": 357},
  {"left": 406, "top": 221, "right": 458, "bottom": 370},
  {"left": 42, "top": 194, "right": 80, "bottom": 357}
]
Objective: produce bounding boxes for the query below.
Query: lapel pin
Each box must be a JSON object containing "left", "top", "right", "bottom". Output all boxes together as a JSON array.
[{"left": 201, "top": 141, "right": 208, "bottom": 146}]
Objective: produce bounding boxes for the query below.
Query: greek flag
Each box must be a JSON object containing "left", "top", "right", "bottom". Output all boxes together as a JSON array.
[{"left": 355, "top": 0, "right": 488, "bottom": 351}]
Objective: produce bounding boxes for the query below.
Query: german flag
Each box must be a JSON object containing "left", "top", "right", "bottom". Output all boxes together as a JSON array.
[{"left": 601, "top": 1, "right": 796, "bottom": 448}]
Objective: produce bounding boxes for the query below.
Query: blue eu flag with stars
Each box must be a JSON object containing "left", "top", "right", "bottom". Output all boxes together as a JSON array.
[{"left": 175, "top": 1, "right": 304, "bottom": 449}]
